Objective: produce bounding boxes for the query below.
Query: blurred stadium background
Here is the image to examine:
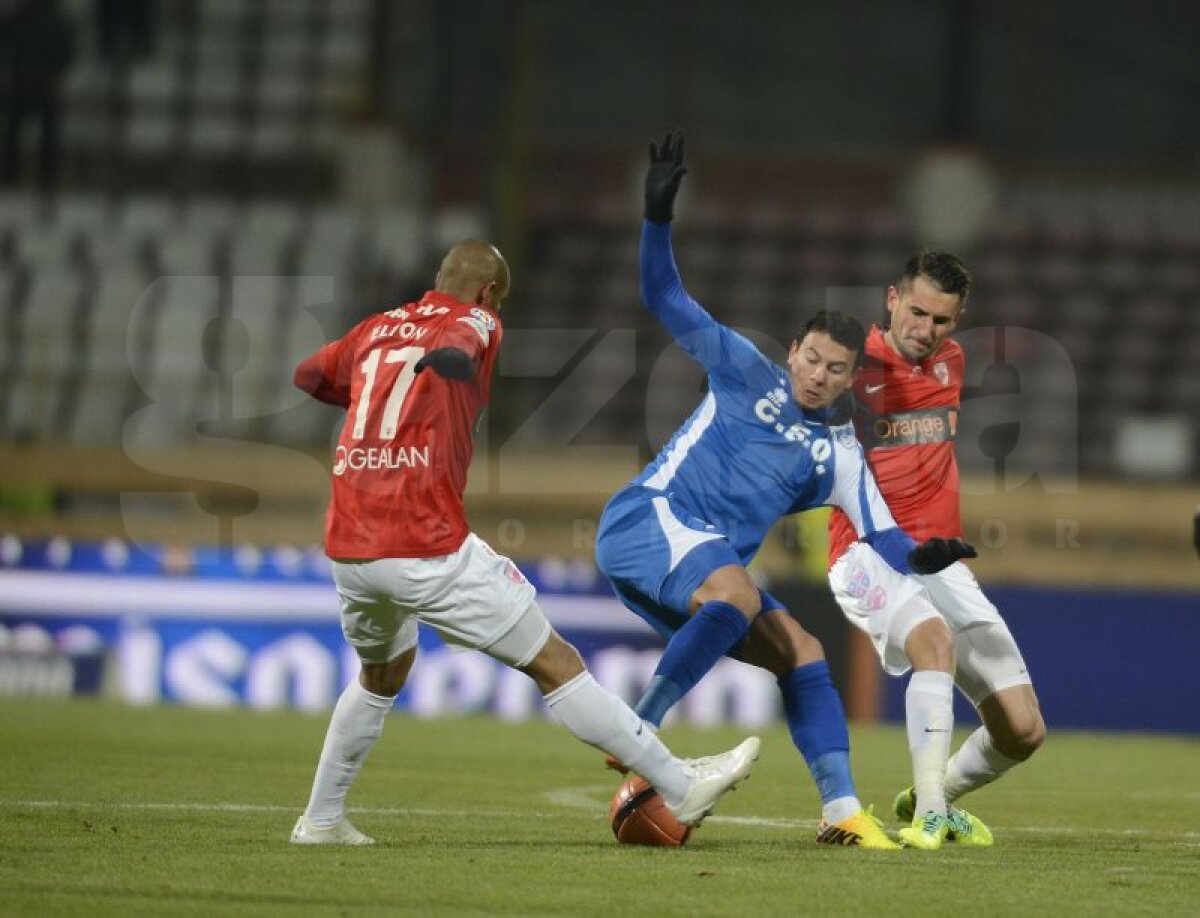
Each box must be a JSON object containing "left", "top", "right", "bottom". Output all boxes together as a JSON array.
[{"left": 0, "top": 0, "right": 1196, "bottom": 731}]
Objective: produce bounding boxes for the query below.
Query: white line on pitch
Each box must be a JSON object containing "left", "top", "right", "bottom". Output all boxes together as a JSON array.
[
  {"left": 541, "top": 786, "right": 1200, "bottom": 839},
  {"left": 0, "top": 800, "right": 536, "bottom": 819},
  {"left": 6, "top": 796, "right": 1199, "bottom": 843}
]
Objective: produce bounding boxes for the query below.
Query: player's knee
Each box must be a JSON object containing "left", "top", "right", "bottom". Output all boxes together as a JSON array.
[
  {"left": 359, "top": 647, "right": 415, "bottom": 696},
  {"left": 521, "top": 632, "right": 585, "bottom": 693},
  {"left": 789, "top": 628, "right": 824, "bottom": 667},
  {"left": 998, "top": 709, "right": 1046, "bottom": 761},
  {"left": 692, "top": 566, "right": 761, "bottom": 619}
]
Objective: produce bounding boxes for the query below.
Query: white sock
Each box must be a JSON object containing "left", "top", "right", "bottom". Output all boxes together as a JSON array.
[
  {"left": 304, "top": 680, "right": 395, "bottom": 827},
  {"left": 944, "top": 727, "right": 1021, "bottom": 802},
  {"left": 822, "top": 796, "right": 862, "bottom": 824},
  {"left": 544, "top": 671, "right": 689, "bottom": 806},
  {"left": 906, "top": 670, "right": 954, "bottom": 818}
]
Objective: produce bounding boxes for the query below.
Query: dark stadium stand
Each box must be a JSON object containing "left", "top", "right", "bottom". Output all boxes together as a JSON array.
[{"left": 0, "top": 0, "right": 1195, "bottom": 592}]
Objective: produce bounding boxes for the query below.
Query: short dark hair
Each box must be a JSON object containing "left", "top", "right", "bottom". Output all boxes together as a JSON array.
[
  {"left": 796, "top": 310, "right": 867, "bottom": 367},
  {"left": 899, "top": 250, "right": 972, "bottom": 307}
]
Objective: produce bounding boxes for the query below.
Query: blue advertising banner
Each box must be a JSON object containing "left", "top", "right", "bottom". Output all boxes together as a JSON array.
[
  {"left": 0, "top": 538, "right": 780, "bottom": 726},
  {"left": 2, "top": 537, "right": 1197, "bottom": 732},
  {"left": 881, "top": 585, "right": 1200, "bottom": 734}
]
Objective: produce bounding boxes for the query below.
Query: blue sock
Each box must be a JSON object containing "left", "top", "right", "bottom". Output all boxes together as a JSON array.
[
  {"left": 634, "top": 600, "right": 750, "bottom": 727},
  {"left": 779, "top": 661, "right": 857, "bottom": 806}
]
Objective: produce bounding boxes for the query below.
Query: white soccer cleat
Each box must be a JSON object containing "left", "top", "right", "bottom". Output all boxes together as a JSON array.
[
  {"left": 668, "top": 736, "right": 761, "bottom": 827},
  {"left": 290, "top": 815, "right": 375, "bottom": 846}
]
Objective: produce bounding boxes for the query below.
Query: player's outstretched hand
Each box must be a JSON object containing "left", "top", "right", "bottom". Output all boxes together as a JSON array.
[
  {"left": 907, "top": 537, "right": 977, "bottom": 574},
  {"left": 414, "top": 347, "right": 475, "bottom": 381},
  {"left": 645, "top": 130, "right": 688, "bottom": 225}
]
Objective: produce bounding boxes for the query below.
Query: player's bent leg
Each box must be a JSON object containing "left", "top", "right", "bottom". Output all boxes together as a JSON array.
[
  {"left": 739, "top": 607, "right": 824, "bottom": 675},
  {"left": 293, "top": 643, "right": 416, "bottom": 846},
  {"left": 634, "top": 564, "right": 761, "bottom": 727},
  {"left": 527, "top": 627, "right": 760, "bottom": 827},
  {"left": 899, "top": 624, "right": 1040, "bottom": 846},
  {"left": 483, "top": 600, "right": 557, "bottom": 683},
  {"left": 914, "top": 685, "right": 1041, "bottom": 845},
  {"left": 903, "top": 615, "right": 955, "bottom": 673},
  {"left": 742, "top": 610, "right": 898, "bottom": 849},
  {"left": 978, "top": 684, "right": 1045, "bottom": 762},
  {"left": 687, "top": 564, "right": 763, "bottom": 616},
  {"left": 359, "top": 645, "right": 418, "bottom": 697},
  {"left": 942, "top": 623, "right": 1044, "bottom": 815},
  {"left": 293, "top": 608, "right": 419, "bottom": 846},
  {"left": 902, "top": 613, "right": 956, "bottom": 824}
]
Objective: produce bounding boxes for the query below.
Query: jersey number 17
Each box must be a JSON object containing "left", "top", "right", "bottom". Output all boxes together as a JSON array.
[{"left": 351, "top": 346, "right": 426, "bottom": 440}]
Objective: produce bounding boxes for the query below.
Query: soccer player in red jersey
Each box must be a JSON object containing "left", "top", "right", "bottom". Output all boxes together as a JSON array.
[
  {"left": 828, "top": 252, "right": 1045, "bottom": 849},
  {"left": 289, "top": 240, "right": 758, "bottom": 845}
]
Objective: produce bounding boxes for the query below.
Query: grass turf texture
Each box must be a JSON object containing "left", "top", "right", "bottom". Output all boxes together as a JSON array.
[{"left": 1, "top": 699, "right": 1197, "bottom": 916}]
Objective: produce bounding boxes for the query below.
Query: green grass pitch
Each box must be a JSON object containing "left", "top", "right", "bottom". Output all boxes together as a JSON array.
[{"left": 1, "top": 698, "right": 1197, "bottom": 916}]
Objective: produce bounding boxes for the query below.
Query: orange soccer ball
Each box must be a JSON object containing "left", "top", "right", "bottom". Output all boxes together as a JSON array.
[{"left": 608, "top": 775, "right": 691, "bottom": 847}]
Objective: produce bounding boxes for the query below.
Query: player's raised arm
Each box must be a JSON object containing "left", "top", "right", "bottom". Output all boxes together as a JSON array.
[
  {"left": 639, "top": 131, "right": 758, "bottom": 375},
  {"left": 294, "top": 335, "right": 354, "bottom": 408},
  {"left": 823, "top": 424, "right": 975, "bottom": 575}
]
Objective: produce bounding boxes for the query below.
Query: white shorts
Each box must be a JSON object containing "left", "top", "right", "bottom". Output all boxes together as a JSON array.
[
  {"left": 829, "top": 542, "right": 934, "bottom": 676},
  {"left": 829, "top": 543, "right": 1033, "bottom": 703},
  {"left": 332, "top": 533, "right": 547, "bottom": 667},
  {"left": 915, "top": 561, "right": 1033, "bottom": 704}
]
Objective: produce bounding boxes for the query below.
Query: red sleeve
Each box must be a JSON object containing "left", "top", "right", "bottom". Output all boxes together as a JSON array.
[{"left": 294, "top": 329, "right": 358, "bottom": 408}]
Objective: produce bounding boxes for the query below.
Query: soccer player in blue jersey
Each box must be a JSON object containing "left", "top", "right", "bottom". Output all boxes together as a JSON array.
[{"left": 596, "top": 132, "right": 975, "bottom": 849}]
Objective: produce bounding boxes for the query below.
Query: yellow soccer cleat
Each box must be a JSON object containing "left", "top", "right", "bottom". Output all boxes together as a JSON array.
[
  {"left": 898, "top": 811, "right": 951, "bottom": 850},
  {"left": 894, "top": 787, "right": 994, "bottom": 846},
  {"left": 946, "top": 806, "right": 994, "bottom": 846},
  {"left": 815, "top": 806, "right": 901, "bottom": 850},
  {"left": 893, "top": 786, "right": 918, "bottom": 822}
]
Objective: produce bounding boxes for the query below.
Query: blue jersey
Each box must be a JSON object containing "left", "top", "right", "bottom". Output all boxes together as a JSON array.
[{"left": 633, "top": 220, "right": 914, "bottom": 572}]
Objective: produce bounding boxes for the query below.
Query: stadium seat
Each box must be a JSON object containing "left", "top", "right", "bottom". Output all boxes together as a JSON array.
[
  {"left": 119, "top": 197, "right": 178, "bottom": 241},
  {"left": 6, "top": 273, "right": 85, "bottom": 439},
  {"left": 129, "top": 63, "right": 180, "bottom": 107},
  {"left": 298, "top": 206, "right": 359, "bottom": 279},
  {"left": 372, "top": 209, "right": 425, "bottom": 278},
  {"left": 125, "top": 110, "right": 176, "bottom": 155}
]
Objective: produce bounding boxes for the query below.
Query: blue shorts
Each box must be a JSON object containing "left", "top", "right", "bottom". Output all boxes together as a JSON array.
[{"left": 595, "top": 485, "right": 784, "bottom": 645}]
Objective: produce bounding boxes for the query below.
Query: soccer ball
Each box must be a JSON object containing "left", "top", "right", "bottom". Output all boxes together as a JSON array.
[{"left": 608, "top": 775, "right": 691, "bottom": 846}]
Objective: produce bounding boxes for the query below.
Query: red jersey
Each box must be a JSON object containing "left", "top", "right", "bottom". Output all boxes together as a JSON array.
[
  {"left": 294, "top": 291, "right": 502, "bottom": 559},
  {"left": 829, "top": 325, "right": 964, "bottom": 565}
]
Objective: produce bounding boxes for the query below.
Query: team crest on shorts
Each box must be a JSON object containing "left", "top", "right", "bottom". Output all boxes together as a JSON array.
[
  {"left": 863, "top": 585, "right": 888, "bottom": 611},
  {"left": 933, "top": 361, "right": 950, "bottom": 385},
  {"left": 845, "top": 563, "right": 870, "bottom": 599}
]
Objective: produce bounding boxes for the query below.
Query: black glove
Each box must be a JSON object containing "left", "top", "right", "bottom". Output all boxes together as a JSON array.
[
  {"left": 644, "top": 130, "right": 688, "bottom": 224},
  {"left": 907, "top": 537, "right": 977, "bottom": 575},
  {"left": 414, "top": 347, "right": 475, "bottom": 381}
]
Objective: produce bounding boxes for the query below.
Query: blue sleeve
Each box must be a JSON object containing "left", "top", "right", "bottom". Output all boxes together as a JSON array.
[
  {"left": 640, "top": 220, "right": 766, "bottom": 379},
  {"left": 864, "top": 527, "right": 917, "bottom": 575},
  {"left": 824, "top": 423, "right": 917, "bottom": 574}
]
